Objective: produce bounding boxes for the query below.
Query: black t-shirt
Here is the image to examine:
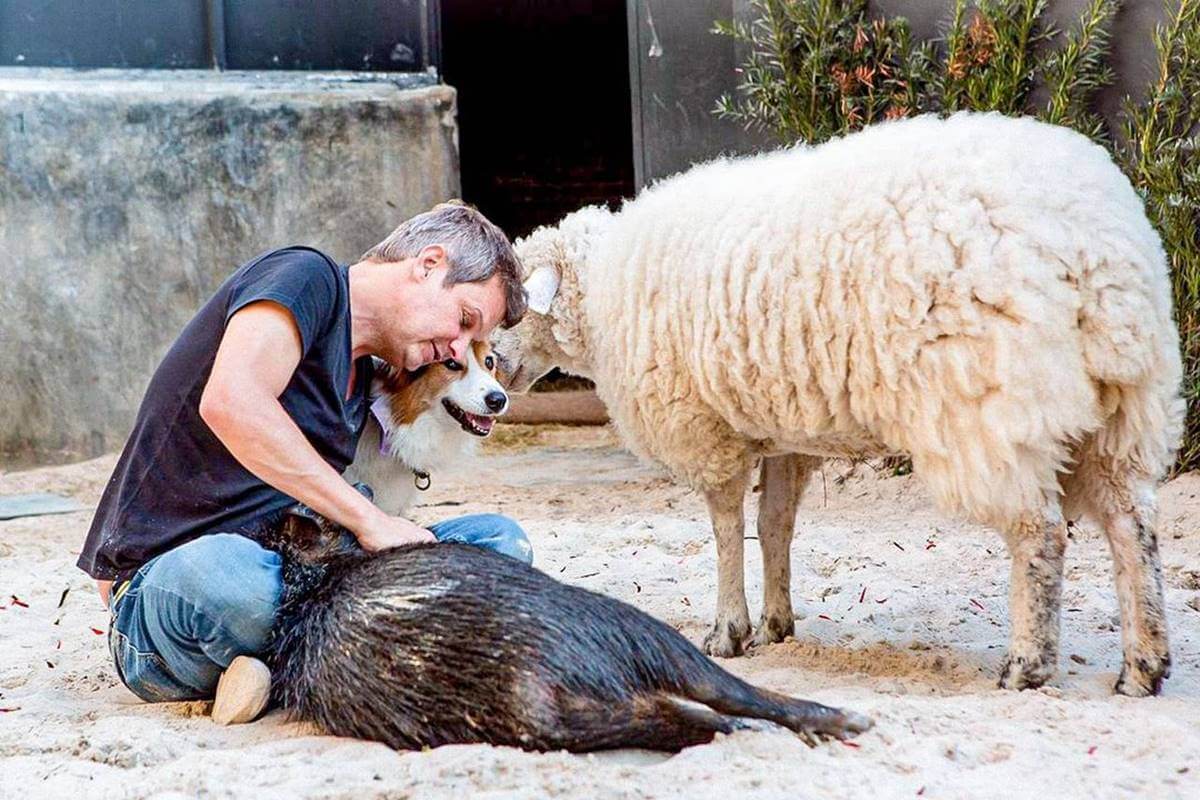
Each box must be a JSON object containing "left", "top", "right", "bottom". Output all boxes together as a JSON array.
[{"left": 77, "top": 246, "right": 374, "bottom": 582}]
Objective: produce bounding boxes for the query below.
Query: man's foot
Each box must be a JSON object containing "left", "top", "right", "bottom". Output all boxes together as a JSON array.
[{"left": 212, "top": 655, "right": 271, "bottom": 725}]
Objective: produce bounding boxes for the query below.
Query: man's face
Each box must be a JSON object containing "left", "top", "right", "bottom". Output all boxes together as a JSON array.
[{"left": 386, "top": 247, "right": 507, "bottom": 371}]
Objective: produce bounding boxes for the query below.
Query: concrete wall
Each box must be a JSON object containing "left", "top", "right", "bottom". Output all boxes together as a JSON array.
[
  {"left": 629, "top": 0, "right": 1171, "bottom": 188},
  {"left": 0, "top": 69, "right": 460, "bottom": 467}
]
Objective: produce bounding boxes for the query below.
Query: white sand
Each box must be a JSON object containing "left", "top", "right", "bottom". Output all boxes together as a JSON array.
[{"left": 2, "top": 426, "right": 1198, "bottom": 799}]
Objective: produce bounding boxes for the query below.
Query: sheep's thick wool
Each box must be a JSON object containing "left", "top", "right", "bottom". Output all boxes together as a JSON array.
[
  {"left": 500, "top": 112, "right": 1184, "bottom": 695},
  {"left": 526, "top": 113, "right": 1181, "bottom": 525}
]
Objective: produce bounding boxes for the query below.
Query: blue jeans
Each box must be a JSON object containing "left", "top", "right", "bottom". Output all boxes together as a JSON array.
[{"left": 107, "top": 514, "right": 532, "bottom": 702}]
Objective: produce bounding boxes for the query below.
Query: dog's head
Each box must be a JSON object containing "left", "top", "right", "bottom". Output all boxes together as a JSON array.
[{"left": 373, "top": 340, "right": 508, "bottom": 439}]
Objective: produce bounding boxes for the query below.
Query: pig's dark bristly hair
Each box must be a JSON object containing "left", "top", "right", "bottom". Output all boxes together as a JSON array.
[{"left": 262, "top": 514, "right": 870, "bottom": 752}]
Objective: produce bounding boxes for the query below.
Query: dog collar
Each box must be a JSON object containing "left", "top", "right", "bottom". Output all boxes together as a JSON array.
[{"left": 370, "top": 397, "right": 432, "bottom": 491}]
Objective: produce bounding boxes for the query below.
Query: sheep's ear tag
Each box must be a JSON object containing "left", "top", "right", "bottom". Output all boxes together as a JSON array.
[{"left": 523, "top": 267, "right": 560, "bottom": 315}]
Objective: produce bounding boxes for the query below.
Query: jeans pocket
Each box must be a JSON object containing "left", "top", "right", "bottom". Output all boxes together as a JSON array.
[
  {"left": 109, "top": 579, "right": 200, "bottom": 703},
  {"left": 110, "top": 625, "right": 198, "bottom": 703}
]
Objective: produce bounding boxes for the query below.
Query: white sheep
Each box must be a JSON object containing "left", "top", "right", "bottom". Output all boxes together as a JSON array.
[{"left": 494, "top": 112, "right": 1184, "bottom": 696}]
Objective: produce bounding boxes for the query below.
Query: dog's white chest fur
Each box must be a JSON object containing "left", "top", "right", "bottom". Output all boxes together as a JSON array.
[{"left": 344, "top": 401, "right": 479, "bottom": 516}]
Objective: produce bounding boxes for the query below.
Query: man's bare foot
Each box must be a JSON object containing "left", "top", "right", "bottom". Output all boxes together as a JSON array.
[{"left": 212, "top": 655, "right": 271, "bottom": 725}]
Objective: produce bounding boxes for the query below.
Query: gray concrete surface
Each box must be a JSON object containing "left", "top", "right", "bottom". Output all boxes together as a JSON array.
[{"left": 0, "top": 68, "right": 460, "bottom": 467}]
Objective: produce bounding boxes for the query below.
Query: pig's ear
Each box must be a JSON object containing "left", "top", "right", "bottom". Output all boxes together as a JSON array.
[{"left": 523, "top": 266, "right": 560, "bottom": 315}]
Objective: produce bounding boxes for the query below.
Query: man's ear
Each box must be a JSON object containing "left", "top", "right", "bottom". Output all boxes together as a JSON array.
[
  {"left": 416, "top": 244, "right": 448, "bottom": 279},
  {"left": 523, "top": 266, "right": 560, "bottom": 315}
]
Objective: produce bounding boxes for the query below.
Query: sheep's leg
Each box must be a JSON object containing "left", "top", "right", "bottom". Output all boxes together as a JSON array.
[
  {"left": 750, "top": 454, "right": 819, "bottom": 648},
  {"left": 998, "top": 507, "right": 1067, "bottom": 690},
  {"left": 1096, "top": 482, "right": 1171, "bottom": 696},
  {"left": 702, "top": 473, "right": 752, "bottom": 658}
]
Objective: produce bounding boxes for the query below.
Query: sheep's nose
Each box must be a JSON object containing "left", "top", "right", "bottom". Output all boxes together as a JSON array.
[{"left": 485, "top": 391, "right": 508, "bottom": 413}]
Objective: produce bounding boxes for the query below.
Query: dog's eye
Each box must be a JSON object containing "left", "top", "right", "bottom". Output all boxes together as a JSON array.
[
  {"left": 484, "top": 355, "right": 495, "bottom": 370},
  {"left": 443, "top": 359, "right": 464, "bottom": 372}
]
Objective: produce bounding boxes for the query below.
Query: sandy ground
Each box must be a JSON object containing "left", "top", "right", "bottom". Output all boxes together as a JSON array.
[{"left": 2, "top": 425, "right": 1199, "bottom": 799}]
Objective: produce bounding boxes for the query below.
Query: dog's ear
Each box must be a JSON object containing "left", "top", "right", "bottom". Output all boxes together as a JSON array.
[
  {"left": 372, "top": 358, "right": 416, "bottom": 398},
  {"left": 524, "top": 266, "right": 560, "bottom": 315}
]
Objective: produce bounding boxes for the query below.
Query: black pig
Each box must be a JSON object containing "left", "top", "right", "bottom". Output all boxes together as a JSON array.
[{"left": 262, "top": 510, "right": 871, "bottom": 752}]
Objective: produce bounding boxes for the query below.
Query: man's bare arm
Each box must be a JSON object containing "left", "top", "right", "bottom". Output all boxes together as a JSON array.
[
  {"left": 198, "top": 300, "right": 434, "bottom": 551},
  {"left": 94, "top": 301, "right": 428, "bottom": 607}
]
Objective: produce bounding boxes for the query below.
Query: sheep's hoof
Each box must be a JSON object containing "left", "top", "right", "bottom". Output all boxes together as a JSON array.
[
  {"left": 1115, "top": 653, "right": 1171, "bottom": 697},
  {"left": 997, "top": 654, "right": 1055, "bottom": 691},
  {"left": 749, "top": 612, "right": 794, "bottom": 649},
  {"left": 703, "top": 618, "right": 750, "bottom": 658}
]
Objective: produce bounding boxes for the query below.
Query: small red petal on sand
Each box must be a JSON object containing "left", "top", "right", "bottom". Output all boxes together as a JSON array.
[
  {"left": 10, "top": 596, "right": 29, "bottom": 608},
  {"left": 859, "top": 586, "right": 867, "bottom": 603},
  {"left": 90, "top": 627, "right": 105, "bottom": 635},
  {"left": 0, "top": 708, "right": 19, "bottom": 713},
  {"left": 841, "top": 740, "right": 860, "bottom": 749},
  {"left": 1088, "top": 745, "right": 1097, "bottom": 755},
  {"left": 892, "top": 541, "right": 905, "bottom": 551},
  {"left": 970, "top": 598, "right": 985, "bottom": 611},
  {"left": 818, "top": 614, "right": 834, "bottom": 621}
]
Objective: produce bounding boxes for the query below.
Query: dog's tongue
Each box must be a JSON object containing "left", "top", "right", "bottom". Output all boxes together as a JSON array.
[{"left": 467, "top": 413, "right": 495, "bottom": 435}]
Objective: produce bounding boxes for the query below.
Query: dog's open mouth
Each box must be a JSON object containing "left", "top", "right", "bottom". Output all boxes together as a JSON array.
[{"left": 441, "top": 399, "right": 496, "bottom": 437}]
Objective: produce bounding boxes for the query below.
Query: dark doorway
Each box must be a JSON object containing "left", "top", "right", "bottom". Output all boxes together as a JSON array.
[{"left": 440, "top": 0, "right": 635, "bottom": 240}]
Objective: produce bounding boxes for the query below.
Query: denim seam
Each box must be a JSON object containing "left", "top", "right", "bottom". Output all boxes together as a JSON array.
[{"left": 137, "top": 579, "right": 275, "bottom": 656}]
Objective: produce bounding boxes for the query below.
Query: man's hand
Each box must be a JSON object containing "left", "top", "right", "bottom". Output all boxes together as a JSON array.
[{"left": 355, "top": 515, "right": 437, "bottom": 552}]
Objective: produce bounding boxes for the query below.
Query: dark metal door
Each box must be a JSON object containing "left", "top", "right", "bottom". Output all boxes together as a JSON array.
[{"left": 0, "top": 0, "right": 439, "bottom": 72}]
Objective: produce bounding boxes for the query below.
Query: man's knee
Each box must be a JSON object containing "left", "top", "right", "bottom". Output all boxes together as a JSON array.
[
  {"left": 432, "top": 513, "right": 534, "bottom": 564},
  {"left": 140, "top": 533, "right": 282, "bottom": 651},
  {"left": 473, "top": 514, "right": 534, "bottom": 565}
]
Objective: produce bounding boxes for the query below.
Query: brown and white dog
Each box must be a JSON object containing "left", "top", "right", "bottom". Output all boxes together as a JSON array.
[{"left": 344, "top": 341, "right": 508, "bottom": 515}]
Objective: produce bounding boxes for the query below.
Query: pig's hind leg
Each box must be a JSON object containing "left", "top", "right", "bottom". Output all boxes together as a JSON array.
[
  {"left": 549, "top": 683, "right": 870, "bottom": 751},
  {"left": 533, "top": 691, "right": 747, "bottom": 752},
  {"left": 663, "top": 624, "right": 872, "bottom": 743}
]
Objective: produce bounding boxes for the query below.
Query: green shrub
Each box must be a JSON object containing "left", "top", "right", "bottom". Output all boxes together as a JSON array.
[{"left": 1118, "top": 0, "right": 1200, "bottom": 471}]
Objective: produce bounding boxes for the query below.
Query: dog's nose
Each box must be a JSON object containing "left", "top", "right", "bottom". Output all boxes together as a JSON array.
[{"left": 484, "top": 391, "right": 508, "bottom": 413}]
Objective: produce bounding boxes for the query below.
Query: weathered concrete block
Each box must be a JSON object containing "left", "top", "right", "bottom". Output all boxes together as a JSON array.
[{"left": 0, "top": 68, "right": 460, "bottom": 466}]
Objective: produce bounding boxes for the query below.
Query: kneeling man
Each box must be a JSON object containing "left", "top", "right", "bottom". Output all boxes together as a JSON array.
[{"left": 78, "top": 203, "right": 529, "bottom": 723}]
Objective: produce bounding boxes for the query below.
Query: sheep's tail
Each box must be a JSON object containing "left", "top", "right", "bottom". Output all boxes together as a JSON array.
[{"left": 1065, "top": 241, "right": 1184, "bottom": 514}]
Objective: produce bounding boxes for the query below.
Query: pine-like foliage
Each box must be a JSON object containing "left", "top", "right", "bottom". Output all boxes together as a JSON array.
[
  {"left": 1118, "top": 0, "right": 1200, "bottom": 472},
  {"left": 713, "top": 0, "right": 938, "bottom": 144}
]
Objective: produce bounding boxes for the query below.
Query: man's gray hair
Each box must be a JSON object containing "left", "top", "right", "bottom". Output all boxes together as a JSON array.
[{"left": 361, "top": 201, "right": 527, "bottom": 328}]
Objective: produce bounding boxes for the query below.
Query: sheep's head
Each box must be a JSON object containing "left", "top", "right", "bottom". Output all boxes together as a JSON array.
[{"left": 492, "top": 206, "right": 613, "bottom": 393}]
